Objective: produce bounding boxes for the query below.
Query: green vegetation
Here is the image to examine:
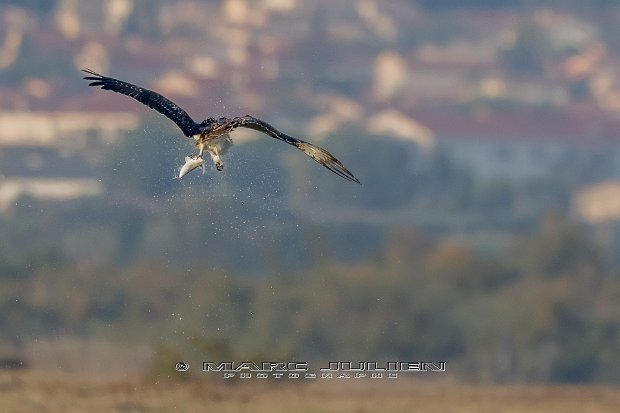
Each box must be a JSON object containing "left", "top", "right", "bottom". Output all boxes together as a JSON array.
[{"left": 2, "top": 122, "right": 619, "bottom": 384}]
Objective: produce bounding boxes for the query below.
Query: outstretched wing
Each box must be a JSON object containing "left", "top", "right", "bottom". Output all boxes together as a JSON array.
[
  {"left": 82, "top": 68, "right": 201, "bottom": 137},
  {"left": 226, "top": 115, "right": 360, "bottom": 183}
]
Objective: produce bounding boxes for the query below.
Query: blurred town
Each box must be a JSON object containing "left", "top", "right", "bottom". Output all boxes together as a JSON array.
[{"left": 1, "top": 0, "right": 620, "bottom": 385}]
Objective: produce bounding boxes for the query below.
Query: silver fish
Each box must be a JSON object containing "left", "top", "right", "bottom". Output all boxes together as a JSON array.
[{"left": 179, "top": 156, "right": 205, "bottom": 178}]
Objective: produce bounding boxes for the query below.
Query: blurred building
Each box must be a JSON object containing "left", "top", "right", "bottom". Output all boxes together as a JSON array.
[
  {"left": 573, "top": 180, "right": 620, "bottom": 266},
  {"left": 0, "top": 147, "right": 102, "bottom": 211},
  {"left": 415, "top": 108, "right": 620, "bottom": 182},
  {"left": 0, "top": 111, "right": 139, "bottom": 212}
]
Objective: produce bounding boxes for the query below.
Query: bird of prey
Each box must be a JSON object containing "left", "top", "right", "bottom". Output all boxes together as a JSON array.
[{"left": 82, "top": 69, "right": 360, "bottom": 183}]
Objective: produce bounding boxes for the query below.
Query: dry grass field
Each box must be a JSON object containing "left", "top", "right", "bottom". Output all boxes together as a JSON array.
[{"left": 1, "top": 371, "right": 619, "bottom": 413}]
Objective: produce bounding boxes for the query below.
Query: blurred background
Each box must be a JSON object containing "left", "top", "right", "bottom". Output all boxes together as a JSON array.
[{"left": 1, "top": 0, "right": 620, "bottom": 390}]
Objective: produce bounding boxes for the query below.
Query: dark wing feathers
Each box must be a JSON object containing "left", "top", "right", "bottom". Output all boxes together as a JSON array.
[
  {"left": 82, "top": 70, "right": 359, "bottom": 183},
  {"left": 82, "top": 68, "right": 200, "bottom": 137},
  {"left": 228, "top": 115, "right": 360, "bottom": 183}
]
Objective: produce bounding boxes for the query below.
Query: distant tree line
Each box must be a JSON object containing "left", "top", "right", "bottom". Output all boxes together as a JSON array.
[{"left": 2, "top": 120, "right": 619, "bottom": 384}]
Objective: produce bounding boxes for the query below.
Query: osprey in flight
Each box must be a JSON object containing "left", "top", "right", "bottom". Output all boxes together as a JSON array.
[{"left": 82, "top": 69, "right": 359, "bottom": 183}]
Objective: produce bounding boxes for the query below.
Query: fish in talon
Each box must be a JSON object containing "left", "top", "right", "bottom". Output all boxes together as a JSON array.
[{"left": 179, "top": 156, "right": 205, "bottom": 178}]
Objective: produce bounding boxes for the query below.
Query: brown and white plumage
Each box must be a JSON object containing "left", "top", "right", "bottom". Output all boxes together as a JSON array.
[{"left": 82, "top": 69, "right": 360, "bottom": 183}]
